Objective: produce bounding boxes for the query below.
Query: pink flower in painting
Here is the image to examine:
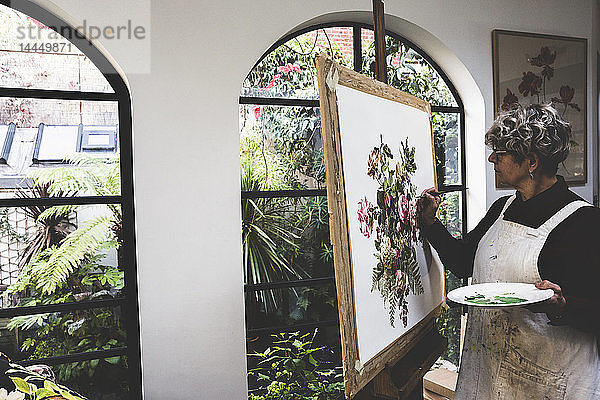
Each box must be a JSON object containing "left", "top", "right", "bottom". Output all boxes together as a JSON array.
[
  {"left": 398, "top": 194, "right": 410, "bottom": 225},
  {"left": 392, "top": 247, "right": 400, "bottom": 269},
  {"left": 409, "top": 202, "right": 419, "bottom": 241},
  {"left": 357, "top": 196, "right": 373, "bottom": 238},
  {"left": 252, "top": 105, "right": 263, "bottom": 119},
  {"left": 395, "top": 269, "right": 404, "bottom": 286}
]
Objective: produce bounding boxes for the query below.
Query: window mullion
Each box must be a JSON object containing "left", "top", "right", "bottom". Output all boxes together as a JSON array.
[
  {"left": 247, "top": 320, "right": 338, "bottom": 337},
  {"left": 241, "top": 189, "right": 326, "bottom": 199},
  {"left": 239, "top": 96, "right": 319, "bottom": 108},
  {"left": 431, "top": 105, "right": 462, "bottom": 113},
  {"left": 18, "top": 347, "right": 127, "bottom": 367},
  {"left": 0, "top": 87, "right": 118, "bottom": 101},
  {"left": 245, "top": 276, "right": 334, "bottom": 292},
  {"left": 0, "top": 298, "right": 126, "bottom": 319},
  {"left": 0, "top": 195, "right": 122, "bottom": 207}
]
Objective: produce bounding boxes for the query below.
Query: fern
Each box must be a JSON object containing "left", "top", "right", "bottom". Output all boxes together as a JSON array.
[
  {"left": 29, "top": 153, "right": 121, "bottom": 198},
  {"left": 407, "top": 257, "right": 424, "bottom": 295},
  {"left": 36, "top": 204, "right": 79, "bottom": 223},
  {"left": 29, "top": 168, "right": 98, "bottom": 195},
  {"left": 34, "top": 215, "right": 112, "bottom": 294}
]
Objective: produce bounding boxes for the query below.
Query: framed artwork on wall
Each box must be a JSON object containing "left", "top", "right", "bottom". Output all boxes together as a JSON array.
[
  {"left": 492, "top": 29, "right": 587, "bottom": 185},
  {"left": 315, "top": 53, "right": 445, "bottom": 398}
]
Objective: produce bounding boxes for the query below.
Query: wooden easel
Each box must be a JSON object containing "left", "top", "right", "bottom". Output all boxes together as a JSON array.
[{"left": 352, "top": 2, "right": 447, "bottom": 398}]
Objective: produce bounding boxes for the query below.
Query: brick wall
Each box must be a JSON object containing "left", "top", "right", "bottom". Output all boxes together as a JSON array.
[
  {"left": 0, "top": 50, "right": 116, "bottom": 127},
  {"left": 291, "top": 27, "right": 403, "bottom": 69}
]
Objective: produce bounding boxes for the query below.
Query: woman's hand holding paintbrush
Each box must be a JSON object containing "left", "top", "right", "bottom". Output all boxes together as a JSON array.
[{"left": 417, "top": 187, "right": 442, "bottom": 227}]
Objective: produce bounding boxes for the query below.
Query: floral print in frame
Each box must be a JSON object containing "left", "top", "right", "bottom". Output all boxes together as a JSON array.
[{"left": 492, "top": 30, "right": 587, "bottom": 184}]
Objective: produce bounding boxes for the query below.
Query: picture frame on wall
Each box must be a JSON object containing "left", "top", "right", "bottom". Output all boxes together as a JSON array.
[{"left": 492, "top": 29, "right": 588, "bottom": 185}]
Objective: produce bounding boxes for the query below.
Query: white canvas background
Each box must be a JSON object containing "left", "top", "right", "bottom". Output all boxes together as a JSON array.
[{"left": 336, "top": 85, "right": 444, "bottom": 365}]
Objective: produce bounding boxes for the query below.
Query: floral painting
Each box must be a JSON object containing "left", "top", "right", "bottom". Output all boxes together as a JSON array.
[
  {"left": 492, "top": 30, "right": 587, "bottom": 184},
  {"left": 357, "top": 135, "right": 423, "bottom": 327},
  {"left": 317, "top": 66, "right": 444, "bottom": 375}
]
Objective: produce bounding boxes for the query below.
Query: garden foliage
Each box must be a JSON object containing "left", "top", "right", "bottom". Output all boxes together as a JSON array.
[
  {"left": 248, "top": 330, "right": 343, "bottom": 400},
  {"left": 4, "top": 154, "right": 127, "bottom": 396}
]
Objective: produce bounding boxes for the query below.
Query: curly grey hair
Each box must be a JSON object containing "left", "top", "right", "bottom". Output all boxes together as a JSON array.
[{"left": 485, "top": 103, "right": 571, "bottom": 175}]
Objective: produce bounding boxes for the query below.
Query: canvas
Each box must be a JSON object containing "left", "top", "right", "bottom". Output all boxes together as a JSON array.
[{"left": 315, "top": 54, "right": 444, "bottom": 398}]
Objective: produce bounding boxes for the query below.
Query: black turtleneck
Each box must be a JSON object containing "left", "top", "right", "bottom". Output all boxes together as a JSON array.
[{"left": 423, "top": 176, "right": 600, "bottom": 333}]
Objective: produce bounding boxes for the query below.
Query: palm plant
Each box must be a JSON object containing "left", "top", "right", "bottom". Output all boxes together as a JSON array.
[
  {"left": 241, "top": 158, "right": 305, "bottom": 314},
  {"left": 16, "top": 182, "right": 76, "bottom": 271}
]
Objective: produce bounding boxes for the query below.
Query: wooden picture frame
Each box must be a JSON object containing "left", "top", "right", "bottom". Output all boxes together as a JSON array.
[
  {"left": 492, "top": 29, "right": 588, "bottom": 185},
  {"left": 314, "top": 53, "right": 444, "bottom": 399}
]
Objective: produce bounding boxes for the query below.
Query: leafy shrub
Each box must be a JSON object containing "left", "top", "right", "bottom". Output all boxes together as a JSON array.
[
  {"left": 5, "top": 155, "right": 127, "bottom": 397},
  {"left": 248, "top": 330, "right": 343, "bottom": 400}
]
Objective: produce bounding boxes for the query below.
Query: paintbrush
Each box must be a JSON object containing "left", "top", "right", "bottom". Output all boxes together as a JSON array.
[{"left": 418, "top": 188, "right": 464, "bottom": 198}]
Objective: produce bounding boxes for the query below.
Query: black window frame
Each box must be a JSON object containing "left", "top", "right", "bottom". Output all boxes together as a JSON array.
[
  {"left": 0, "top": 1, "right": 141, "bottom": 398},
  {"left": 240, "top": 22, "right": 467, "bottom": 337}
]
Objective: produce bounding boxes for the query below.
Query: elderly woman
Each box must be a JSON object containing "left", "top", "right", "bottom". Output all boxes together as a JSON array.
[{"left": 418, "top": 103, "right": 600, "bottom": 399}]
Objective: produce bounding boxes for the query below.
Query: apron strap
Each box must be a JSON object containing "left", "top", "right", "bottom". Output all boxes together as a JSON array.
[
  {"left": 500, "top": 194, "right": 517, "bottom": 217},
  {"left": 537, "top": 200, "right": 591, "bottom": 234}
]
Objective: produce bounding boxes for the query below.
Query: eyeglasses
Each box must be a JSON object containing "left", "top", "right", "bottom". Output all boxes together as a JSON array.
[{"left": 491, "top": 148, "right": 509, "bottom": 158}]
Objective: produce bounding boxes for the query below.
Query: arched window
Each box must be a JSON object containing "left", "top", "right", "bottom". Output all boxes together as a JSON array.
[
  {"left": 0, "top": 4, "right": 140, "bottom": 399},
  {"left": 240, "top": 23, "right": 466, "bottom": 394}
]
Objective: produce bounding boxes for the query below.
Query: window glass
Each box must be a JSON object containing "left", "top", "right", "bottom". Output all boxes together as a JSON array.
[
  {"left": 0, "top": 204, "right": 124, "bottom": 309},
  {"left": 245, "top": 282, "right": 337, "bottom": 331},
  {"left": 0, "top": 5, "right": 114, "bottom": 93},
  {"left": 438, "top": 191, "right": 462, "bottom": 239},
  {"left": 0, "top": 98, "right": 118, "bottom": 127},
  {"left": 0, "top": 4, "right": 134, "bottom": 398},
  {"left": 361, "top": 29, "right": 458, "bottom": 107},
  {"left": 2, "top": 306, "right": 127, "bottom": 400},
  {"left": 246, "top": 327, "right": 342, "bottom": 395},
  {"left": 4, "top": 306, "right": 125, "bottom": 361},
  {"left": 242, "top": 24, "right": 466, "bottom": 383},
  {"left": 240, "top": 104, "right": 324, "bottom": 189},
  {"left": 0, "top": 99, "right": 119, "bottom": 190},
  {"left": 432, "top": 112, "right": 461, "bottom": 185},
  {"left": 241, "top": 27, "right": 353, "bottom": 99},
  {"left": 48, "top": 357, "right": 129, "bottom": 400},
  {"left": 437, "top": 190, "right": 463, "bottom": 367},
  {"left": 242, "top": 195, "right": 332, "bottom": 310}
]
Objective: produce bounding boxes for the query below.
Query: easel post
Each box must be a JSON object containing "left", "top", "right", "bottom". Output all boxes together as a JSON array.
[{"left": 372, "top": 0, "right": 386, "bottom": 83}]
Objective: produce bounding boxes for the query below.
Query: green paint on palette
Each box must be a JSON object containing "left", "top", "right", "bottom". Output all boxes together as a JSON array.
[{"left": 464, "top": 294, "right": 527, "bottom": 305}]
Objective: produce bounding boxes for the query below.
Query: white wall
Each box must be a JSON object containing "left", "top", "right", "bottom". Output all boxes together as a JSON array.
[{"left": 15, "top": 0, "right": 600, "bottom": 398}]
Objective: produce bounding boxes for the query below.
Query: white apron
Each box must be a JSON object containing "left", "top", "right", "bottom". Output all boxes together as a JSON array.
[{"left": 455, "top": 195, "right": 600, "bottom": 400}]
